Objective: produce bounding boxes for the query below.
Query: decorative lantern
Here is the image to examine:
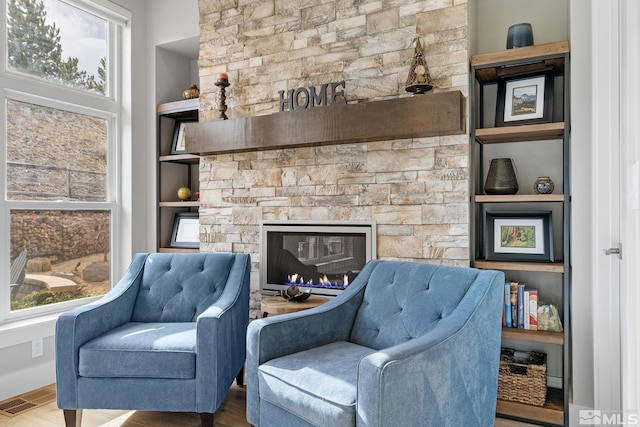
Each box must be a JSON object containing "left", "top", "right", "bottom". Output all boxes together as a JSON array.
[{"left": 405, "top": 36, "right": 433, "bottom": 95}]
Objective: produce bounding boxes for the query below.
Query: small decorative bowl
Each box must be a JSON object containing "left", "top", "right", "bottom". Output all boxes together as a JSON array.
[{"left": 281, "top": 285, "right": 311, "bottom": 302}]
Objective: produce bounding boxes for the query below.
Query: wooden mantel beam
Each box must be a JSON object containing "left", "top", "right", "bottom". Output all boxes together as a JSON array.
[{"left": 185, "top": 91, "right": 465, "bottom": 155}]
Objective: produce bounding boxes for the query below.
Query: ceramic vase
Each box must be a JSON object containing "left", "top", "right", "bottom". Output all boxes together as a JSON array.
[
  {"left": 534, "top": 176, "right": 554, "bottom": 194},
  {"left": 484, "top": 158, "right": 519, "bottom": 195}
]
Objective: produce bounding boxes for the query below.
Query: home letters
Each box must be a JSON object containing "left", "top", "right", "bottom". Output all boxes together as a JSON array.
[{"left": 278, "top": 81, "right": 347, "bottom": 112}]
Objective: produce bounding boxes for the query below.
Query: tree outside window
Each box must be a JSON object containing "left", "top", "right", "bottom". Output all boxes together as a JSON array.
[{"left": 6, "top": 0, "right": 108, "bottom": 94}]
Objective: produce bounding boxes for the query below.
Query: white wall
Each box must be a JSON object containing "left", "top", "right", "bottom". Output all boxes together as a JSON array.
[
  {"left": 569, "top": 0, "right": 596, "bottom": 416},
  {"left": 620, "top": 1, "right": 640, "bottom": 413},
  {"left": 144, "top": 0, "right": 199, "bottom": 250},
  {"left": 474, "top": 0, "right": 569, "bottom": 54}
]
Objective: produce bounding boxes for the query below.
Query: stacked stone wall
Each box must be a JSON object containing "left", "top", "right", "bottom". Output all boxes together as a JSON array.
[
  {"left": 197, "top": 0, "right": 470, "bottom": 317},
  {"left": 10, "top": 211, "right": 110, "bottom": 263}
]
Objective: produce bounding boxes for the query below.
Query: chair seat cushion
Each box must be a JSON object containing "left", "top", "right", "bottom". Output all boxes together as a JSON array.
[
  {"left": 258, "top": 341, "right": 376, "bottom": 426},
  {"left": 79, "top": 322, "right": 196, "bottom": 379}
]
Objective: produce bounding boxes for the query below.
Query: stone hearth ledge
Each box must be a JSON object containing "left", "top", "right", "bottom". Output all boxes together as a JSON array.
[{"left": 184, "top": 91, "right": 465, "bottom": 155}]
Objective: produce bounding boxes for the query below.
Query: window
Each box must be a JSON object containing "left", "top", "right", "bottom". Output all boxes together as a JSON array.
[
  {"left": 1, "top": 0, "right": 129, "bottom": 320},
  {"left": 7, "top": 0, "right": 108, "bottom": 95}
]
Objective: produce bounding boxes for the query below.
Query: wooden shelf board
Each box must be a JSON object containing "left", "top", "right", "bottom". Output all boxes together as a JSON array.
[
  {"left": 472, "top": 40, "right": 569, "bottom": 72},
  {"left": 159, "top": 153, "right": 200, "bottom": 163},
  {"left": 157, "top": 98, "right": 199, "bottom": 115},
  {"left": 475, "top": 58, "right": 565, "bottom": 83},
  {"left": 502, "top": 327, "right": 564, "bottom": 345},
  {"left": 475, "top": 260, "right": 564, "bottom": 274},
  {"left": 475, "top": 194, "right": 565, "bottom": 203},
  {"left": 497, "top": 388, "right": 564, "bottom": 426},
  {"left": 159, "top": 247, "right": 199, "bottom": 253},
  {"left": 475, "top": 122, "right": 565, "bottom": 144},
  {"left": 186, "top": 91, "right": 464, "bottom": 155},
  {"left": 159, "top": 201, "right": 200, "bottom": 208}
]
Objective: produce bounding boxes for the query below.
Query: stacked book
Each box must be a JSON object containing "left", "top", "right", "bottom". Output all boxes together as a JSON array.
[{"left": 503, "top": 281, "right": 538, "bottom": 330}]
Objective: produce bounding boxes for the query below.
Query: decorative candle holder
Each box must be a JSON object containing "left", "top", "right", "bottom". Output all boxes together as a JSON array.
[
  {"left": 215, "top": 74, "right": 230, "bottom": 120},
  {"left": 405, "top": 36, "right": 433, "bottom": 95}
]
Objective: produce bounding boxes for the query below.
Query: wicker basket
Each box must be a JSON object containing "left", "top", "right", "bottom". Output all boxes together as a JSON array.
[{"left": 497, "top": 348, "right": 547, "bottom": 406}]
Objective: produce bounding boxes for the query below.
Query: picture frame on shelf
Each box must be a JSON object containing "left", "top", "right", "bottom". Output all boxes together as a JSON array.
[
  {"left": 170, "top": 117, "right": 197, "bottom": 154},
  {"left": 495, "top": 70, "right": 554, "bottom": 127},
  {"left": 485, "top": 211, "right": 553, "bottom": 262},
  {"left": 170, "top": 212, "right": 200, "bottom": 248}
]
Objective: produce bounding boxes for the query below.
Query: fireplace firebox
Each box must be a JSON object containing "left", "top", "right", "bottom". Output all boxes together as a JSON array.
[{"left": 260, "top": 221, "right": 376, "bottom": 296}]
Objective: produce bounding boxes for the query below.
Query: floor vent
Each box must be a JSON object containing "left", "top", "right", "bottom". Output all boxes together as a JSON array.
[{"left": 0, "top": 386, "right": 56, "bottom": 418}]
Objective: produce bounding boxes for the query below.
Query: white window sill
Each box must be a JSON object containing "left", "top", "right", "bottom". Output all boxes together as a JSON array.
[{"left": 0, "top": 313, "right": 60, "bottom": 349}]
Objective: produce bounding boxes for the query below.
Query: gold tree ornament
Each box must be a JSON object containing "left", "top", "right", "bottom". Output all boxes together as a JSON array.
[{"left": 405, "top": 36, "right": 433, "bottom": 94}]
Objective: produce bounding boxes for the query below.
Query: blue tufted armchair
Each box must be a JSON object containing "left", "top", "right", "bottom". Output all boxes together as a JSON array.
[
  {"left": 55, "top": 252, "right": 251, "bottom": 427},
  {"left": 247, "top": 260, "right": 505, "bottom": 427}
]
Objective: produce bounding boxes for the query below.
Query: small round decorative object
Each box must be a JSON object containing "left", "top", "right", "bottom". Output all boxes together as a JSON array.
[
  {"left": 534, "top": 176, "right": 554, "bottom": 194},
  {"left": 281, "top": 285, "right": 311, "bottom": 302},
  {"left": 182, "top": 84, "right": 200, "bottom": 100},
  {"left": 177, "top": 186, "right": 192, "bottom": 201}
]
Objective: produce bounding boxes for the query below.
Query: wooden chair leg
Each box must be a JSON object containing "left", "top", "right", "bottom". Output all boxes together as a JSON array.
[
  {"left": 236, "top": 363, "right": 245, "bottom": 387},
  {"left": 200, "top": 412, "right": 214, "bottom": 427},
  {"left": 63, "top": 409, "right": 82, "bottom": 427}
]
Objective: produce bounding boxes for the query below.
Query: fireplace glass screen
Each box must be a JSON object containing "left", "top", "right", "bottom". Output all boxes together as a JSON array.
[{"left": 260, "top": 222, "right": 376, "bottom": 296}]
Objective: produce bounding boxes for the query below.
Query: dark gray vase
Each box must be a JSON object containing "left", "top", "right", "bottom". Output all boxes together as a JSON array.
[
  {"left": 484, "top": 158, "right": 519, "bottom": 195},
  {"left": 506, "top": 23, "right": 534, "bottom": 49}
]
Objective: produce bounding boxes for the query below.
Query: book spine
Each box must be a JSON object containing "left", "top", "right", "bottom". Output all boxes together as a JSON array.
[
  {"left": 524, "top": 291, "right": 530, "bottom": 330},
  {"left": 504, "top": 283, "right": 512, "bottom": 328},
  {"left": 517, "top": 283, "right": 525, "bottom": 329},
  {"left": 529, "top": 290, "right": 539, "bottom": 330},
  {"left": 510, "top": 282, "right": 518, "bottom": 328}
]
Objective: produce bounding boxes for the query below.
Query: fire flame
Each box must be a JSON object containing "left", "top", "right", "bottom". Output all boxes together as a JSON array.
[{"left": 287, "top": 273, "right": 349, "bottom": 288}]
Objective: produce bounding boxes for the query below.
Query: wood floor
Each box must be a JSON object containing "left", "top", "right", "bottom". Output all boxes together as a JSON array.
[
  {"left": 0, "top": 383, "right": 249, "bottom": 427},
  {"left": 0, "top": 383, "right": 535, "bottom": 426}
]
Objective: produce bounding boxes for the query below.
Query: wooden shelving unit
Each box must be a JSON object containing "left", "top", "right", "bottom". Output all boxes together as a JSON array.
[
  {"left": 470, "top": 41, "right": 570, "bottom": 426},
  {"left": 502, "top": 327, "right": 564, "bottom": 345},
  {"left": 475, "top": 260, "right": 564, "bottom": 274},
  {"left": 475, "top": 194, "right": 565, "bottom": 203},
  {"left": 156, "top": 99, "right": 200, "bottom": 252},
  {"left": 496, "top": 388, "right": 564, "bottom": 426},
  {"left": 475, "top": 122, "right": 565, "bottom": 144}
]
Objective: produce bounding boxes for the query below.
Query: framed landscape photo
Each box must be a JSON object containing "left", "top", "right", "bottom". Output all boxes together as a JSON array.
[
  {"left": 170, "top": 212, "right": 200, "bottom": 248},
  {"left": 485, "top": 211, "right": 553, "bottom": 262},
  {"left": 495, "top": 70, "right": 554, "bottom": 127},
  {"left": 170, "top": 117, "right": 197, "bottom": 154}
]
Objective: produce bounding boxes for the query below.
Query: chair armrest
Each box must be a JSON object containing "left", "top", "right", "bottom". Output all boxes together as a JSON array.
[
  {"left": 55, "top": 253, "right": 148, "bottom": 408},
  {"left": 195, "top": 253, "right": 251, "bottom": 413},
  {"left": 356, "top": 270, "right": 504, "bottom": 427}
]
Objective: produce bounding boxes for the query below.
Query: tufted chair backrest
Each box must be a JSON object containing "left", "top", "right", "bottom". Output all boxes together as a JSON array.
[
  {"left": 131, "top": 252, "right": 237, "bottom": 323},
  {"left": 349, "top": 261, "right": 485, "bottom": 350}
]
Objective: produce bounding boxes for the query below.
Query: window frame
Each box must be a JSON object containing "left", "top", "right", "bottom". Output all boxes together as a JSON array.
[{"left": 0, "top": 0, "right": 127, "bottom": 323}]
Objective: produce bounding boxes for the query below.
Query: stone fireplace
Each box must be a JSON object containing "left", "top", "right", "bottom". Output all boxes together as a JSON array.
[
  {"left": 260, "top": 220, "right": 375, "bottom": 296},
  {"left": 195, "top": 0, "right": 470, "bottom": 318}
]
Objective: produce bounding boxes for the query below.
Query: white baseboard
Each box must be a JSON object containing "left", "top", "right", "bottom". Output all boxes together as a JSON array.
[{"left": 0, "top": 360, "right": 56, "bottom": 402}]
